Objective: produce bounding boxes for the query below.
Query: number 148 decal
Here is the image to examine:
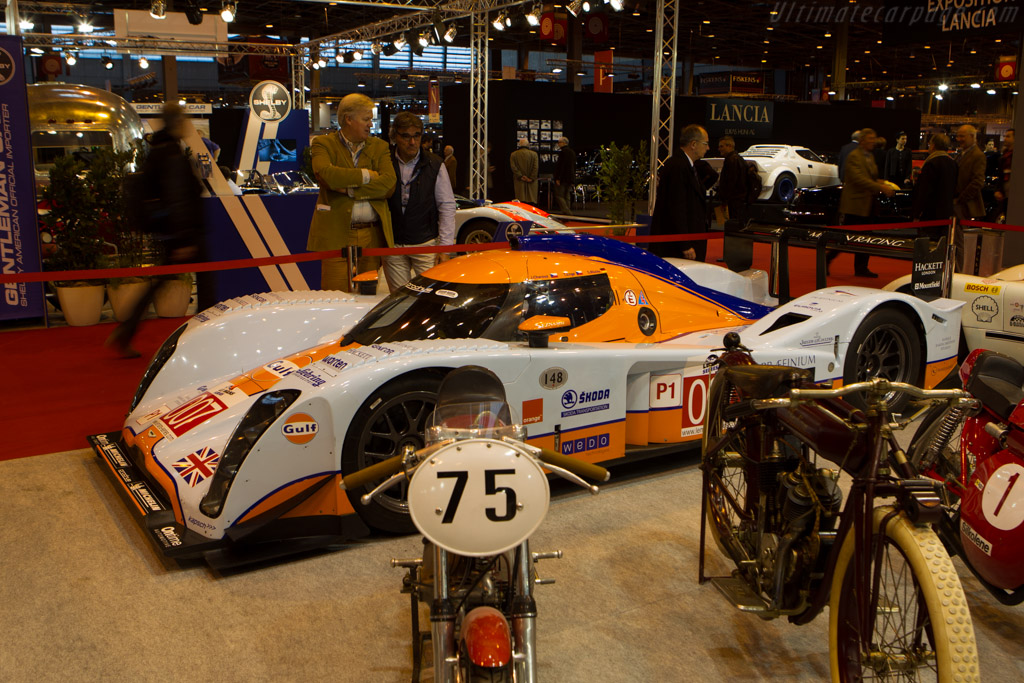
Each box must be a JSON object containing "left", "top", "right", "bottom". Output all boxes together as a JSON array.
[{"left": 437, "top": 469, "right": 518, "bottom": 524}]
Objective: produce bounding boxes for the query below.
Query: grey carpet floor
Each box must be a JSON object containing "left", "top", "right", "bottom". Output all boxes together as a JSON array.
[{"left": 2, "top": 449, "right": 1022, "bottom": 682}]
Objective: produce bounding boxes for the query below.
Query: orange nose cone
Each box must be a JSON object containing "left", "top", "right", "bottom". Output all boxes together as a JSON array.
[{"left": 461, "top": 606, "right": 512, "bottom": 668}]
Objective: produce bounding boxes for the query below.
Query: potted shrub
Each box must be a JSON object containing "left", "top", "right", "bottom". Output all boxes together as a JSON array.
[
  {"left": 107, "top": 229, "right": 153, "bottom": 322},
  {"left": 596, "top": 141, "right": 650, "bottom": 228},
  {"left": 40, "top": 155, "right": 106, "bottom": 325}
]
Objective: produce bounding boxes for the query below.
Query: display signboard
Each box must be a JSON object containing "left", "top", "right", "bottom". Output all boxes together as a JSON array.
[
  {"left": 249, "top": 80, "right": 291, "bottom": 123},
  {"left": 881, "top": 0, "right": 1024, "bottom": 44},
  {"left": 704, "top": 98, "right": 774, "bottom": 139},
  {"left": 0, "top": 35, "right": 44, "bottom": 321},
  {"left": 910, "top": 236, "right": 947, "bottom": 302}
]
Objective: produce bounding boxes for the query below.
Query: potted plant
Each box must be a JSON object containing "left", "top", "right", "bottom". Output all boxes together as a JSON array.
[
  {"left": 596, "top": 141, "right": 650, "bottom": 228},
  {"left": 107, "top": 229, "right": 153, "bottom": 321},
  {"left": 40, "top": 155, "right": 106, "bottom": 325}
]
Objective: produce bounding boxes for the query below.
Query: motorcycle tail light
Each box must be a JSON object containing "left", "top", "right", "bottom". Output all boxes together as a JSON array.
[
  {"left": 199, "top": 389, "right": 301, "bottom": 518},
  {"left": 461, "top": 606, "right": 512, "bottom": 668}
]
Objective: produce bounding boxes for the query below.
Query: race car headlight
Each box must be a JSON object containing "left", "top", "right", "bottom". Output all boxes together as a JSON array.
[
  {"left": 131, "top": 323, "right": 188, "bottom": 411},
  {"left": 199, "top": 389, "right": 301, "bottom": 518}
]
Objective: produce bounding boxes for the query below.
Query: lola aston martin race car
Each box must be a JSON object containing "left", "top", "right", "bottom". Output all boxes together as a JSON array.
[{"left": 92, "top": 234, "right": 961, "bottom": 562}]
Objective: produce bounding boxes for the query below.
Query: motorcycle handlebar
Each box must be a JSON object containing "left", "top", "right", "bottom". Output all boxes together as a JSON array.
[
  {"left": 537, "top": 448, "right": 611, "bottom": 482},
  {"left": 340, "top": 455, "right": 405, "bottom": 491},
  {"left": 788, "top": 380, "right": 969, "bottom": 402}
]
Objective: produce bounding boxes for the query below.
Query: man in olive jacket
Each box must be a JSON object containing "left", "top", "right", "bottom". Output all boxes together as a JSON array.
[
  {"left": 307, "top": 93, "right": 396, "bottom": 290},
  {"left": 832, "top": 128, "right": 894, "bottom": 278},
  {"left": 953, "top": 124, "right": 986, "bottom": 271},
  {"left": 510, "top": 138, "right": 539, "bottom": 204}
]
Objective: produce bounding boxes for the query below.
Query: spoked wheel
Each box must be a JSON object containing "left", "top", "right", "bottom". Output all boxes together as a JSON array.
[
  {"left": 844, "top": 308, "right": 922, "bottom": 412},
  {"left": 829, "top": 506, "right": 979, "bottom": 682},
  {"left": 342, "top": 373, "right": 442, "bottom": 533},
  {"left": 702, "top": 372, "right": 757, "bottom": 564}
]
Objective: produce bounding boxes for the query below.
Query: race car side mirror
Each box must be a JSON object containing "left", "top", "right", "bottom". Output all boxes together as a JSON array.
[{"left": 519, "top": 315, "right": 572, "bottom": 348}]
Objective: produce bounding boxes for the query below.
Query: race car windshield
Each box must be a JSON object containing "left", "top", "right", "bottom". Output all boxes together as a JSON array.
[
  {"left": 341, "top": 278, "right": 518, "bottom": 345},
  {"left": 342, "top": 273, "right": 615, "bottom": 345}
]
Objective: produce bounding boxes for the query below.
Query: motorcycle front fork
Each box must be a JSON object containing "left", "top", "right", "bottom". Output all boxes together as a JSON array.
[{"left": 429, "top": 542, "right": 540, "bottom": 683}]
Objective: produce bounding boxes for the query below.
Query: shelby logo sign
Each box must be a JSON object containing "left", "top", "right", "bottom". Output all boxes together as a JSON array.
[
  {"left": 705, "top": 98, "right": 774, "bottom": 138},
  {"left": 249, "top": 80, "right": 291, "bottom": 122}
]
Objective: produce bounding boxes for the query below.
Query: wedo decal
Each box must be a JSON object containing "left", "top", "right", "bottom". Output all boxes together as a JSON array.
[
  {"left": 561, "top": 432, "right": 611, "bottom": 455},
  {"left": 283, "top": 413, "right": 319, "bottom": 444},
  {"left": 560, "top": 388, "right": 610, "bottom": 417},
  {"left": 172, "top": 447, "right": 221, "bottom": 487}
]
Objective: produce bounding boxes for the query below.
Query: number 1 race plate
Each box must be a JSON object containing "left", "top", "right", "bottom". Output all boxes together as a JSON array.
[{"left": 408, "top": 439, "right": 551, "bottom": 557}]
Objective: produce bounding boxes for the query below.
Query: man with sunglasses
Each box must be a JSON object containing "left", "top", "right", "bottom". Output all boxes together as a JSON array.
[{"left": 384, "top": 111, "right": 457, "bottom": 291}]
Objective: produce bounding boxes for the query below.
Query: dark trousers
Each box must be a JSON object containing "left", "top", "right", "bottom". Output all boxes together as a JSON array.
[{"left": 826, "top": 213, "right": 872, "bottom": 274}]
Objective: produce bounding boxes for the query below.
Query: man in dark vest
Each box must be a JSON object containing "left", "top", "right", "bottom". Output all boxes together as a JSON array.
[{"left": 384, "top": 111, "right": 456, "bottom": 292}]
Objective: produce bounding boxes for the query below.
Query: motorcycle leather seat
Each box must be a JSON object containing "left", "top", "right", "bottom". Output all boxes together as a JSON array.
[
  {"left": 722, "top": 365, "right": 813, "bottom": 399},
  {"left": 966, "top": 351, "right": 1024, "bottom": 421}
]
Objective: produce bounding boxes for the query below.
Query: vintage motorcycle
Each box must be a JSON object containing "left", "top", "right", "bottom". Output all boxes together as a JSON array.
[
  {"left": 700, "top": 333, "right": 979, "bottom": 682},
  {"left": 341, "top": 366, "right": 609, "bottom": 682},
  {"left": 909, "top": 348, "right": 1024, "bottom": 605}
]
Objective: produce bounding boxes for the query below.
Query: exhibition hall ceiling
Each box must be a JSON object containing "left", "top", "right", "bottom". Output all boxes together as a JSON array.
[{"left": 9, "top": 1, "right": 1023, "bottom": 88}]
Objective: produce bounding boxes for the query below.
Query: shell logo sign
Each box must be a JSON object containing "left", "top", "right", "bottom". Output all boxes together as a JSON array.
[{"left": 282, "top": 413, "right": 318, "bottom": 444}]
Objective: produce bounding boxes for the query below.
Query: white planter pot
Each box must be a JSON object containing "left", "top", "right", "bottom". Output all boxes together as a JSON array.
[
  {"left": 56, "top": 284, "right": 106, "bottom": 326},
  {"left": 153, "top": 278, "right": 192, "bottom": 317},
  {"left": 106, "top": 280, "right": 151, "bottom": 322}
]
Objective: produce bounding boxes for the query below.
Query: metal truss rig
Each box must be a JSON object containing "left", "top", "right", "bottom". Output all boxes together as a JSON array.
[{"left": 20, "top": 33, "right": 294, "bottom": 57}]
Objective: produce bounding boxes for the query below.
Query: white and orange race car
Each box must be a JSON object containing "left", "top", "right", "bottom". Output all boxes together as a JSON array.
[
  {"left": 91, "top": 234, "right": 961, "bottom": 562},
  {"left": 454, "top": 199, "right": 570, "bottom": 243}
]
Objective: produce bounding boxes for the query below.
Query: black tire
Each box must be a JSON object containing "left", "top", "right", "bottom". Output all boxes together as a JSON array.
[
  {"left": 843, "top": 307, "right": 922, "bottom": 412},
  {"left": 702, "top": 372, "right": 757, "bottom": 564},
  {"left": 772, "top": 172, "right": 797, "bottom": 203},
  {"left": 457, "top": 219, "right": 497, "bottom": 245},
  {"left": 829, "top": 507, "right": 979, "bottom": 682},
  {"left": 341, "top": 372, "right": 443, "bottom": 533}
]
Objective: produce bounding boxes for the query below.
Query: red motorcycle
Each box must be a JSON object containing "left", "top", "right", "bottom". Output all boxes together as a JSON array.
[{"left": 909, "top": 348, "right": 1024, "bottom": 605}]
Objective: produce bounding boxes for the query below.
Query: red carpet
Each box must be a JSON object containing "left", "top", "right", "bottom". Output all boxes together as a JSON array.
[
  {"left": 1, "top": 244, "right": 910, "bottom": 462},
  {"left": 2, "top": 317, "right": 186, "bottom": 461}
]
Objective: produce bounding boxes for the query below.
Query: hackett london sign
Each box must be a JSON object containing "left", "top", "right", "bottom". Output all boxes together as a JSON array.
[{"left": 705, "top": 99, "right": 774, "bottom": 139}]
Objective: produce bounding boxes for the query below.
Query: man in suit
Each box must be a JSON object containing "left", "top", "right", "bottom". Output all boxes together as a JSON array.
[
  {"left": 510, "top": 138, "right": 539, "bottom": 204},
  {"left": 954, "top": 124, "right": 986, "bottom": 270},
  {"left": 649, "top": 124, "right": 711, "bottom": 261},
  {"left": 553, "top": 136, "right": 577, "bottom": 215},
  {"left": 442, "top": 145, "right": 458, "bottom": 192},
  {"left": 307, "top": 93, "right": 396, "bottom": 291},
  {"left": 837, "top": 130, "right": 861, "bottom": 181},
  {"left": 911, "top": 133, "right": 956, "bottom": 230},
  {"left": 884, "top": 131, "right": 913, "bottom": 187},
  {"left": 834, "top": 127, "right": 895, "bottom": 278}
]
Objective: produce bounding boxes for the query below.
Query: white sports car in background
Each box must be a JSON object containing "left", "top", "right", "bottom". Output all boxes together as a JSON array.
[
  {"left": 886, "top": 264, "right": 1024, "bottom": 360},
  {"left": 740, "top": 145, "right": 840, "bottom": 203},
  {"left": 454, "top": 199, "right": 570, "bottom": 244}
]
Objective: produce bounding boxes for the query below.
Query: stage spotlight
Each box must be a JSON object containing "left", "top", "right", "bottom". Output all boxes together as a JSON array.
[
  {"left": 78, "top": 21, "right": 94, "bottom": 33},
  {"left": 220, "top": 1, "right": 236, "bottom": 23},
  {"left": 492, "top": 13, "right": 506, "bottom": 31},
  {"left": 567, "top": 0, "right": 585, "bottom": 17},
  {"left": 408, "top": 81, "right": 415, "bottom": 89},
  {"left": 150, "top": 0, "right": 166, "bottom": 19},
  {"left": 371, "top": 41, "right": 383, "bottom": 55},
  {"left": 609, "top": 0, "right": 623, "bottom": 10},
  {"left": 384, "top": 80, "right": 393, "bottom": 89},
  {"left": 102, "top": 56, "right": 114, "bottom": 69},
  {"left": 20, "top": 19, "right": 35, "bottom": 31},
  {"left": 352, "top": 49, "right": 363, "bottom": 60},
  {"left": 527, "top": 6, "right": 542, "bottom": 25},
  {"left": 444, "top": 26, "right": 457, "bottom": 43},
  {"left": 552, "top": 66, "right": 563, "bottom": 73},
  {"left": 382, "top": 41, "right": 399, "bottom": 56},
  {"left": 431, "top": 15, "right": 446, "bottom": 44},
  {"left": 408, "top": 29, "right": 424, "bottom": 55},
  {"left": 938, "top": 83, "right": 948, "bottom": 91},
  {"left": 65, "top": 51, "right": 77, "bottom": 65},
  {"left": 418, "top": 32, "right": 430, "bottom": 48},
  {"left": 987, "top": 88, "right": 997, "bottom": 95},
  {"left": 317, "top": 55, "right": 327, "bottom": 68},
  {"left": 357, "top": 79, "right": 367, "bottom": 89},
  {"left": 393, "top": 34, "right": 407, "bottom": 50},
  {"left": 336, "top": 50, "right": 345, "bottom": 64},
  {"left": 311, "top": 61, "right": 320, "bottom": 70},
  {"left": 139, "top": 56, "right": 149, "bottom": 69},
  {"left": 582, "top": 1, "right": 592, "bottom": 12}
]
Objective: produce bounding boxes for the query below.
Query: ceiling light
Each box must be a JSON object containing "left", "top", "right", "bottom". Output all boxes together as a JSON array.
[
  {"left": 78, "top": 21, "right": 94, "bottom": 33},
  {"left": 393, "top": 34, "right": 407, "bottom": 50},
  {"left": 102, "top": 56, "right": 114, "bottom": 69},
  {"left": 19, "top": 19, "right": 35, "bottom": 31},
  {"left": 567, "top": 0, "right": 584, "bottom": 16},
  {"left": 65, "top": 51, "right": 77, "bottom": 65},
  {"left": 29, "top": 47, "right": 44, "bottom": 55},
  {"left": 150, "top": 0, "right": 167, "bottom": 19},
  {"left": 938, "top": 83, "right": 948, "bottom": 91},
  {"left": 987, "top": 89, "right": 997, "bottom": 95},
  {"left": 336, "top": 51, "right": 346, "bottom": 63},
  {"left": 408, "top": 81, "right": 415, "bottom": 89},
  {"left": 418, "top": 32, "right": 430, "bottom": 47},
  {"left": 885, "top": 96, "right": 894, "bottom": 101},
  {"left": 384, "top": 80, "right": 393, "bottom": 89},
  {"left": 311, "top": 61, "right": 320, "bottom": 70},
  {"left": 317, "top": 56, "right": 327, "bottom": 68},
  {"left": 139, "top": 56, "right": 149, "bottom": 69},
  {"left": 357, "top": 79, "right": 366, "bottom": 89},
  {"left": 178, "top": 98, "right": 186, "bottom": 105},
  {"left": 444, "top": 26, "right": 457, "bottom": 43},
  {"left": 971, "top": 82, "right": 981, "bottom": 89},
  {"left": 352, "top": 49, "right": 363, "bottom": 60},
  {"left": 582, "top": 1, "right": 592, "bottom": 11},
  {"left": 492, "top": 13, "right": 506, "bottom": 31},
  {"left": 609, "top": 0, "right": 623, "bottom": 10},
  {"left": 935, "top": 94, "right": 943, "bottom": 100},
  {"left": 527, "top": 6, "right": 542, "bottom": 25},
  {"left": 220, "top": 1, "right": 237, "bottom": 23},
  {"left": 552, "top": 66, "right": 563, "bottom": 73}
]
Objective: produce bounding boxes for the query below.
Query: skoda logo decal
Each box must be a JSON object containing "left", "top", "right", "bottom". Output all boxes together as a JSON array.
[
  {"left": 249, "top": 80, "right": 291, "bottom": 122},
  {"left": 561, "top": 390, "right": 578, "bottom": 409}
]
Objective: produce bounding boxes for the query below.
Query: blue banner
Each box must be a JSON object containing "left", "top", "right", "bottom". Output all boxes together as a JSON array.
[{"left": 0, "top": 36, "right": 44, "bottom": 320}]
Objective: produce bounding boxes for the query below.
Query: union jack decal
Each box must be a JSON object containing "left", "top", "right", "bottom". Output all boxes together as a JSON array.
[{"left": 172, "top": 447, "right": 221, "bottom": 488}]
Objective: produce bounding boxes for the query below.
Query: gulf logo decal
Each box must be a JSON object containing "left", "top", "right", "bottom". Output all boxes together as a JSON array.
[{"left": 282, "top": 413, "right": 319, "bottom": 444}]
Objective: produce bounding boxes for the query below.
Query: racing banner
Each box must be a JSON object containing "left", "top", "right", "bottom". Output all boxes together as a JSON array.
[{"left": 0, "top": 35, "right": 44, "bottom": 320}]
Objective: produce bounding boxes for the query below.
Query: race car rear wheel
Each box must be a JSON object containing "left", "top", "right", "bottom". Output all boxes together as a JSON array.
[
  {"left": 842, "top": 306, "right": 922, "bottom": 412},
  {"left": 458, "top": 219, "right": 497, "bottom": 245},
  {"left": 342, "top": 372, "right": 443, "bottom": 533},
  {"left": 772, "top": 172, "right": 797, "bottom": 203}
]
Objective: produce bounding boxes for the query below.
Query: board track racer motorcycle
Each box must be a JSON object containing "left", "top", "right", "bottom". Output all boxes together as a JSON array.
[
  {"left": 91, "top": 233, "right": 962, "bottom": 563},
  {"left": 342, "top": 366, "right": 608, "bottom": 682}
]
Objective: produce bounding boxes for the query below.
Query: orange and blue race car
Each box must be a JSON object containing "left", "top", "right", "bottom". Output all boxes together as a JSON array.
[{"left": 91, "top": 233, "right": 962, "bottom": 562}]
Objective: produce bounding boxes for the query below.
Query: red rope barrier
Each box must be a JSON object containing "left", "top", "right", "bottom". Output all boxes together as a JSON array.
[{"left": 962, "top": 219, "right": 1024, "bottom": 232}]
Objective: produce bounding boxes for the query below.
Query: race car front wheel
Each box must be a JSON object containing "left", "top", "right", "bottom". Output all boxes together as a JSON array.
[
  {"left": 842, "top": 306, "right": 922, "bottom": 412},
  {"left": 342, "top": 372, "right": 443, "bottom": 533},
  {"left": 458, "top": 219, "right": 497, "bottom": 245}
]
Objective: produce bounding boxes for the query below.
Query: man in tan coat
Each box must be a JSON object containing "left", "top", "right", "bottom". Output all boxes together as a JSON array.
[
  {"left": 832, "top": 127, "right": 894, "bottom": 278},
  {"left": 307, "top": 93, "right": 396, "bottom": 290},
  {"left": 954, "top": 124, "right": 986, "bottom": 271},
  {"left": 510, "top": 138, "right": 539, "bottom": 204}
]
